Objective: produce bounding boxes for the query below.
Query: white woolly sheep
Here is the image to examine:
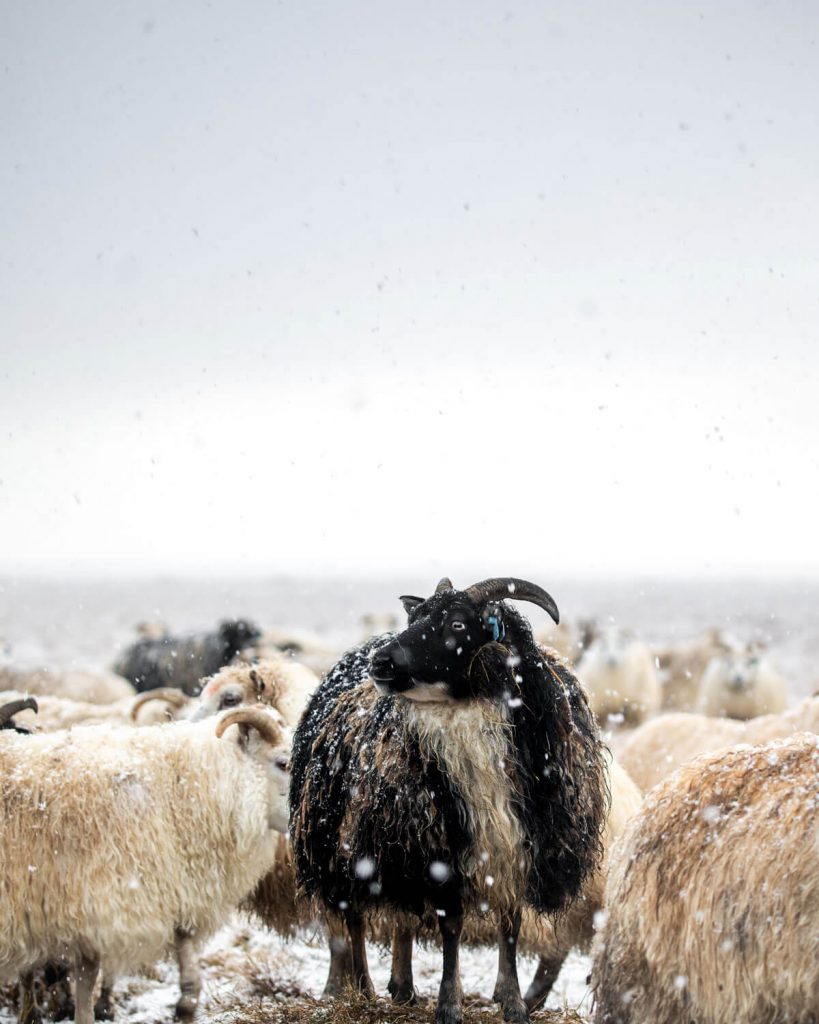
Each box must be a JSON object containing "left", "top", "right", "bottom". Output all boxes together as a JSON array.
[
  {"left": 620, "top": 693, "right": 819, "bottom": 792},
  {"left": 592, "top": 733, "right": 819, "bottom": 1024},
  {"left": 654, "top": 628, "right": 734, "bottom": 712},
  {"left": 696, "top": 648, "right": 789, "bottom": 719},
  {"left": 0, "top": 666, "right": 135, "bottom": 705},
  {"left": 192, "top": 656, "right": 318, "bottom": 727},
  {"left": 0, "top": 707, "right": 291, "bottom": 1024},
  {"left": 579, "top": 629, "right": 661, "bottom": 727},
  {"left": 50, "top": 657, "right": 317, "bottom": 1023},
  {"left": 127, "top": 659, "right": 318, "bottom": 985}
]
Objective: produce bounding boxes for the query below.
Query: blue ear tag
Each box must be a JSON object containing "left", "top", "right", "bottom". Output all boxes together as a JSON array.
[{"left": 487, "top": 615, "right": 505, "bottom": 642}]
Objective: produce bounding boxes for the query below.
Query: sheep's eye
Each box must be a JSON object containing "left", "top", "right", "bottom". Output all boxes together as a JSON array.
[
  {"left": 219, "top": 692, "right": 242, "bottom": 709},
  {"left": 274, "top": 754, "right": 290, "bottom": 773},
  {"left": 450, "top": 620, "right": 466, "bottom": 632}
]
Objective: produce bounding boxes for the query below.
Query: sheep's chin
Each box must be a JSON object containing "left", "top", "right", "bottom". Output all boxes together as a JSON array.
[{"left": 401, "top": 682, "right": 454, "bottom": 703}]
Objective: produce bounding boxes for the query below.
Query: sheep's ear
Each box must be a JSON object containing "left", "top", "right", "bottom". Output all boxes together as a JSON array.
[
  {"left": 249, "top": 669, "right": 267, "bottom": 697},
  {"left": 400, "top": 595, "right": 424, "bottom": 616}
]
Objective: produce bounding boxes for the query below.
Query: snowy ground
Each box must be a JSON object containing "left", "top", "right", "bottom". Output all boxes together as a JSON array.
[{"left": 0, "top": 918, "right": 592, "bottom": 1024}]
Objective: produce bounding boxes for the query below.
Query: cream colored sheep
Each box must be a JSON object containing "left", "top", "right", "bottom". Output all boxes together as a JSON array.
[
  {"left": 620, "top": 694, "right": 819, "bottom": 792},
  {"left": 130, "top": 655, "right": 320, "bottom": 729},
  {"left": 534, "top": 620, "right": 578, "bottom": 663},
  {"left": 193, "top": 656, "right": 318, "bottom": 727},
  {"left": 654, "top": 628, "right": 733, "bottom": 711},
  {"left": 591, "top": 733, "right": 819, "bottom": 1024},
  {"left": 0, "top": 707, "right": 291, "bottom": 1024},
  {"left": 77, "top": 658, "right": 316, "bottom": 1022},
  {"left": 696, "top": 649, "right": 789, "bottom": 719},
  {"left": 579, "top": 629, "right": 661, "bottom": 727},
  {"left": 0, "top": 665, "right": 135, "bottom": 704}
]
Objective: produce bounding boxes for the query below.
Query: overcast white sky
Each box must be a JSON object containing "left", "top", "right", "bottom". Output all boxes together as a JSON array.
[{"left": 1, "top": 0, "right": 818, "bottom": 578}]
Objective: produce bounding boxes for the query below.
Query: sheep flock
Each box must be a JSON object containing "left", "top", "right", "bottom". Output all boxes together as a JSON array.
[{"left": 0, "top": 577, "right": 816, "bottom": 1024}]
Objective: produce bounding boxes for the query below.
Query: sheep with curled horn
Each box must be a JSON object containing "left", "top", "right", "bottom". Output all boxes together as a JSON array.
[
  {"left": 128, "top": 655, "right": 320, "bottom": 729},
  {"left": 291, "top": 576, "right": 608, "bottom": 1024},
  {"left": 0, "top": 706, "right": 291, "bottom": 1024}
]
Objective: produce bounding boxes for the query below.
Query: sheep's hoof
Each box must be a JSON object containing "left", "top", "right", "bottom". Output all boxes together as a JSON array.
[
  {"left": 493, "top": 986, "right": 529, "bottom": 1023},
  {"left": 93, "top": 997, "right": 114, "bottom": 1021},
  {"left": 387, "top": 979, "right": 417, "bottom": 1005},
  {"left": 435, "top": 1003, "right": 463, "bottom": 1024},
  {"left": 52, "top": 998, "right": 75, "bottom": 1022},
  {"left": 502, "top": 1002, "right": 529, "bottom": 1024},
  {"left": 352, "top": 977, "right": 375, "bottom": 1000},
  {"left": 18, "top": 1001, "right": 43, "bottom": 1024},
  {"left": 523, "top": 989, "right": 547, "bottom": 1013},
  {"left": 174, "top": 995, "right": 198, "bottom": 1020}
]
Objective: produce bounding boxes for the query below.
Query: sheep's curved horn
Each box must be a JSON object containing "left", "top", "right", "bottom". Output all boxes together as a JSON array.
[
  {"left": 464, "top": 577, "right": 560, "bottom": 625},
  {"left": 215, "top": 706, "right": 285, "bottom": 746},
  {"left": 130, "top": 688, "right": 190, "bottom": 722},
  {"left": 0, "top": 697, "right": 38, "bottom": 727},
  {"left": 435, "top": 577, "right": 454, "bottom": 594}
]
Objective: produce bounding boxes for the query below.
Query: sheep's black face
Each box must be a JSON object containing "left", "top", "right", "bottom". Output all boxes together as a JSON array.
[
  {"left": 369, "top": 589, "right": 506, "bottom": 703},
  {"left": 219, "top": 619, "right": 261, "bottom": 652}
]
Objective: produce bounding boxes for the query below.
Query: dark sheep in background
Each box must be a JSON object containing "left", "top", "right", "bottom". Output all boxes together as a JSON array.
[
  {"left": 291, "top": 576, "right": 607, "bottom": 1024},
  {"left": 113, "top": 619, "right": 260, "bottom": 695}
]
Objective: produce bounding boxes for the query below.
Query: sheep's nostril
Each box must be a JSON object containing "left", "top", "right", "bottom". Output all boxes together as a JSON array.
[
  {"left": 369, "top": 651, "right": 396, "bottom": 681},
  {"left": 388, "top": 646, "right": 410, "bottom": 668}
]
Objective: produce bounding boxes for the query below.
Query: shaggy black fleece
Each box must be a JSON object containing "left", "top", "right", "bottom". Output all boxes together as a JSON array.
[{"left": 290, "top": 603, "right": 607, "bottom": 922}]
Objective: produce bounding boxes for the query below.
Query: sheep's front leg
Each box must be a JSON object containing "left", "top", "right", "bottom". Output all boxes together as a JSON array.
[
  {"left": 436, "top": 909, "right": 464, "bottom": 1024},
  {"left": 387, "top": 920, "right": 416, "bottom": 1004},
  {"left": 523, "top": 951, "right": 566, "bottom": 1012},
  {"left": 93, "top": 970, "right": 116, "bottom": 1020},
  {"left": 344, "top": 908, "right": 374, "bottom": 998},
  {"left": 44, "top": 961, "right": 74, "bottom": 1021},
  {"left": 322, "top": 912, "right": 353, "bottom": 997},
  {"left": 18, "top": 970, "right": 42, "bottom": 1024},
  {"left": 74, "top": 953, "right": 100, "bottom": 1024},
  {"left": 173, "top": 929, "right": 201, "bottom": 1020},
  {"left": 492, "top": 909, "right": 528, "bottom": 1023}
]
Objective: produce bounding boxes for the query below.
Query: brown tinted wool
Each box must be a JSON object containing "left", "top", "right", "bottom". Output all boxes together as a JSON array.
[
  {"left": 621, "top": 694, "right": 819, "bottom": 792},
  {"left": 592, "top": 733, "right": 819, "bottom": 1024}
]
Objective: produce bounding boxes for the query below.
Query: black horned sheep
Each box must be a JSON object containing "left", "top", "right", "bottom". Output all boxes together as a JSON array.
[
  {"left": 291, "top": 576, "right": 607, "bottom": 1024},
  {"left": 113, "top": 618, "right": 260, "bottom": 695}
]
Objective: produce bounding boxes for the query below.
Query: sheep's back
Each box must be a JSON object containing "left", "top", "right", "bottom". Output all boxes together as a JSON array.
[
  {"left": 0, "top": 723, "right": 275, "bottom": 976},
  {"left": 592, "top": 734, "right": 819, "bottom": 1024}
]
